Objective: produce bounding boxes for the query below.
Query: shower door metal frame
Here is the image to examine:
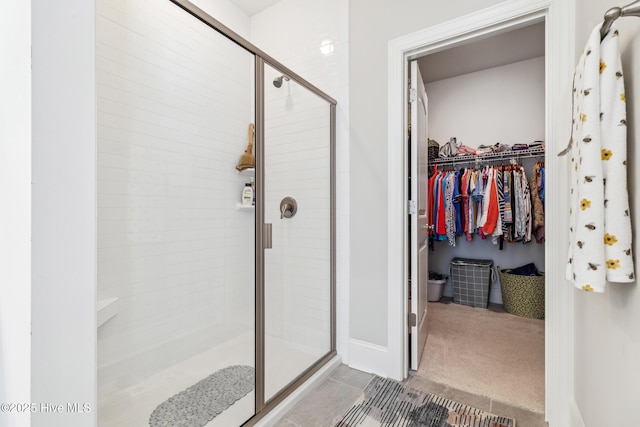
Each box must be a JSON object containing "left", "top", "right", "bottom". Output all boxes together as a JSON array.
[{"left": 169, "top": 1, "right": 337, "bottom": 425}]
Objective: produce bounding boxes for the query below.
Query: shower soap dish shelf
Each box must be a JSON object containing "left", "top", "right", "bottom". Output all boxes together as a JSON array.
[
  {"left": 236, "top": 203, "right": 255, "bottom": 210},
  {"left": 237, "top": 168, "right": 255, "bottom": 177},
  {"left": 97, "top": 297, "right": 119, "bottom": 328}
]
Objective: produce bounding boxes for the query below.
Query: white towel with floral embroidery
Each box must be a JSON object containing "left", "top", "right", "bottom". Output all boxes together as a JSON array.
[{"left": 566, "top": 22, "right": 635, "bottom": 292}]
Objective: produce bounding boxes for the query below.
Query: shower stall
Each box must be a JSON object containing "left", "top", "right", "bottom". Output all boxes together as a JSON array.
[{"left": 96, "top": 0, "right": 335, "bottom": 425}]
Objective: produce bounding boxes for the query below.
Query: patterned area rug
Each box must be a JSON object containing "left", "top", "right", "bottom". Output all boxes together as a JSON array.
[
  {"left": 149, "top": 365, "right": 254, "bottom": 427},
  {"left": 336, "top": 376, "right": 515, "bottom": 427}
]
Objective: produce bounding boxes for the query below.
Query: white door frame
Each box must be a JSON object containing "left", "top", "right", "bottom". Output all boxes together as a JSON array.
[{"left": 386, "top": 0, "right": 575, "bottom": 424}]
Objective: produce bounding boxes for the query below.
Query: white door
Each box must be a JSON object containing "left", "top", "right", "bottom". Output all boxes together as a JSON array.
[{"left": 410, "top": 60, "right": 429, "bottom": 370}]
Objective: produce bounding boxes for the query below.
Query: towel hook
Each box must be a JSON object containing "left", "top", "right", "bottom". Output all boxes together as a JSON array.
[
  {"left": 601, "top": 1, "right": 640, "bottom": 40},
  {"left": 602, "top": 7, "right": 623, "bottom": 39}
]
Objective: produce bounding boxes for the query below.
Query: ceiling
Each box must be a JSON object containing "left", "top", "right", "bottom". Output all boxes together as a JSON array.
[
  {"left": 418, "top": 22, "right": 545, "bottom": 84},
  {"left": 231, "top": 0, "right": 283, "bottom": 16}
]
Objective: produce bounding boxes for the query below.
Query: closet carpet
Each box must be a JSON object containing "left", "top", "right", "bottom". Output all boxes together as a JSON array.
[{"left": 417, "top": 299, "right": 545, "bottom": 413}]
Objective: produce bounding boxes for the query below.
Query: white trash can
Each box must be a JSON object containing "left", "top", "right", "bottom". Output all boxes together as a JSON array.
[{"left": 427, "top": 279, "right": 446, "bottom": 302}]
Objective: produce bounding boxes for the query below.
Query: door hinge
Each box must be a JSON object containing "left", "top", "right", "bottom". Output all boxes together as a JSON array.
[
  {"left": 408, "top": 200, "right": 417, "bottom": 215},
  {"left": 409, "top": 87, "right": 417, "bottom": 103},
  {"left": 409, "top": 312, "right": 417, "bottom": 327}
]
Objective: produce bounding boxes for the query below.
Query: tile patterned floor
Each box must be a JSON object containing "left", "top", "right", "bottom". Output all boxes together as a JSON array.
[{"left": 274, "top": 364, "right": 548, "bottom": 427}]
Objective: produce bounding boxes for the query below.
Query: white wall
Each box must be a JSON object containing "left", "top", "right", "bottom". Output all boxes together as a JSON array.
[
  {"left": 425, "top": 57, "right": 545, "bottom": 147},
  {"left": 96, "top": 0, "right": 255, "bottom": 397},
  {"left": 425, "top": 57, "right": 546, "bottom": 304},
  {"left": 31, "top": 0, "right": 97, "bottom": 425},
  {"left": 572, "top": 1, "right": 640, "bottom": 425},
  {"left": 349, "top": 0, "right": 505, "bottom": 348},
  {"left": 251, "top": 0, "right": 351, "bottom": 361},
  {"left": 0, "top": 1, "right": 31, "bottom": 426}
]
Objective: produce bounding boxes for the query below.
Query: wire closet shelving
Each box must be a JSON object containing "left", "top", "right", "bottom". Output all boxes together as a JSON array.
[{"left": 428, "top": 147, "right": 545, "bottom": 167}]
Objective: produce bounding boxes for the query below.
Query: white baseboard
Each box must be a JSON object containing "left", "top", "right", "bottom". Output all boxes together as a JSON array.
[
  {"left": 569, "top": 397, "right": 586, "bottom": 427},
  {"left": 347, "top": 338, "right": 389, "bottom": 377},
  {"left": 255, "top": 355, "right": 342, "bottom": 426}
]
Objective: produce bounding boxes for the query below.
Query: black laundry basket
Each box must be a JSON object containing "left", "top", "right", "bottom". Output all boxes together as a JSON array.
[{"left": 450, "top": 258, "right": 494, "bottom": 308}]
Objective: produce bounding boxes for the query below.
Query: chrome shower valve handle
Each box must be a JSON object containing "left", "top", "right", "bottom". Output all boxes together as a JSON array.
[{"left": 280, "top": 197, "right": 297, "bottom": 219}]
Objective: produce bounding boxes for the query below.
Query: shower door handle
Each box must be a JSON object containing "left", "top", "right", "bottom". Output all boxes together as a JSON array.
[{"left": 264, "top": 223, "right": 272, "bottom": 249}]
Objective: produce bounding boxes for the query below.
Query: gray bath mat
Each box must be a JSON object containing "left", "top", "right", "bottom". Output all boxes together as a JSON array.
[
  {"left": 337, "top": 376, "right": 515, "bottom": 426},
  {"left": 149, "top": 365, "right": 255, "bottom": 427}
]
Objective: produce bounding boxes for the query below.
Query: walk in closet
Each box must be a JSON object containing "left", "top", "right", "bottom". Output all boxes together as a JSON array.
[
  {"left": 427, "top": 147, "right": 545, "bottom": 304},
  {"left": 408, "top": 21, "right": 546, "bottom": 413}
]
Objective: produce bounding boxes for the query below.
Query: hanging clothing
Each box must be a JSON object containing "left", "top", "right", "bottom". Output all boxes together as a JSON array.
[
  {"left": 471, "top": 169, "right": 485, "bottom": 233},
  {"left": 462, "top": 169, "right": 472, "bottom": 241},
  {"left": 481, "top": 168, "right": 500, "bottom": 236},
  {"left": 428, "top": 166, "right": 437, "bottom": 235},
  {"left": 503, "top": 169, "right": 513, "bottom": 241},
  {"left": 531, "top": 163, "right": 545, "bottom": 243},
  {"left": 492, "top": 169, "right": 504, "bottom": 245},
  {"left": 445, "top": 173, "right": 456, "bottom": 246},
  {"left": 513, "top": 169, "right": 525, "bottom": 240},
  {"left": 435, "top": 173, "right": 446, "bottom": 238},
  {"left": 565, "top": 22, "right": 635, "bottom": 292},
  {"left": 453, "top": 171, "right": 463, "bottom": 236},
  {"left": 427, "top": 163, "right": 539, "bottom": 248},
  {"left": 477, "top": 168, "right": 490, "bottom": 230},
  {"left": 539, "top": 166, "right": 545, "bottom": 205},
  {"left": 520, "top": 166, "right": 532, "bottom": 244},
  {"left": 468, "top": 170, "right": 478, "bottom": 236}
]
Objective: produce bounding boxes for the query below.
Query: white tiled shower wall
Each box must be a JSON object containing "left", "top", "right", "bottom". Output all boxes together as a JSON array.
[
  {"left": 96, "top": 0, "right": 349, "bottom": 397},
  {"left": 263, "top": 63, "right": 332, "bottom": 357},
  {"left": 251, "top": 0, "right": 350, "bottom": 361},
  {"left": 96, "top": 0, "right": 255, "bottom": 395}
]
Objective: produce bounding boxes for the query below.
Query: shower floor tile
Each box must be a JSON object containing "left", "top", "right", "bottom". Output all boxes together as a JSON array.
[{"left": 98, "top": 332, "right": 323, "bottom": 427}]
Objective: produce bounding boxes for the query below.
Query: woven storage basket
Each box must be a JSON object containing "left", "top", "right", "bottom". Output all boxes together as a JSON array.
[
  {"left": 428, "top": 139, "right": 440, "bottom": 160},
  {"left": 499, "top": 270, "right": 545, "bottom": 319}
]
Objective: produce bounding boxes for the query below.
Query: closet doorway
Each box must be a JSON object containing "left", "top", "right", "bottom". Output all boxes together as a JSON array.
[{"left": 406, "top": 21, "right": 547, "bottom": 413}]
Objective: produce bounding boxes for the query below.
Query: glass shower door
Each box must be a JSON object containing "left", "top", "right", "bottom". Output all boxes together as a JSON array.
[
  {"left": 96, "top": 1, "right": 256, "bottom": 425},
  {"left": 262, "top": 62, "right": 333, "bottom": 402}
]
